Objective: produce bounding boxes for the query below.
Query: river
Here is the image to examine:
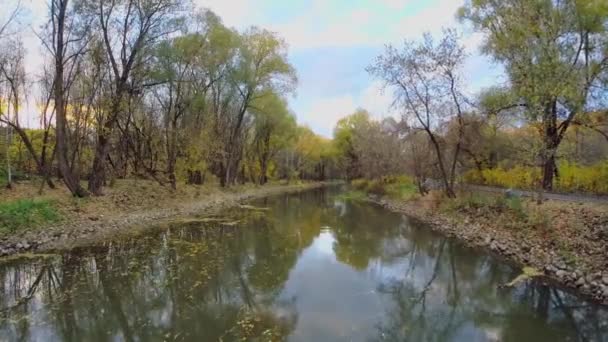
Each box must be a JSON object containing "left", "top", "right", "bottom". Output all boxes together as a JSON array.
[{"left": 0, "top": 188, "right": 606, "bottom": 341}]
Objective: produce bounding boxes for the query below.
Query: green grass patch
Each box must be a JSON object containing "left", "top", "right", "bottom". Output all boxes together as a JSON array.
[
  {"left": 336, "top": 190, "right": 368, "bottom": 201},
  {"left": 0, "top": 199, "right": 61, "bottom": 233}
]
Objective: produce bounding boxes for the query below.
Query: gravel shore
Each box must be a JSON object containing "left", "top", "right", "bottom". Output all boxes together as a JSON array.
[
  {"left": 371, "top": 195, "right": 608, "bottom": 306},
  {"left": 0, "top": 182, "right": 333, "bottom": 258}
]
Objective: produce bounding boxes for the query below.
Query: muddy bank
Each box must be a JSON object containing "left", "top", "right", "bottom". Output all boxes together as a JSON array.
[
  {"left": 0, "top": 182, "right": 337, "bottom": 257},
  {"left": 371, "top": 195, "right": 608, "bottom": 306}
]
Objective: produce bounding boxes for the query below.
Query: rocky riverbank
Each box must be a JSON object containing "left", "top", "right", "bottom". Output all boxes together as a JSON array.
[
  {"left": 371, "top": 193, "right": 608, "bottom": 306},
  {"left": 0, "top": 181, "right": 335, "bottom": 258}
]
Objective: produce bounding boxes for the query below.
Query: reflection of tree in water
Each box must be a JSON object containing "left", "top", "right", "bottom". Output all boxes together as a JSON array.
[
  {"left": 331, "top": 200, "right": 405, "bottom": 270},
  {"left": 0, "top": 220, "right": 303, "bottom": 340},
  {"left": 371, "top": 236, "right": 608, "bottom": 342},
  {"left": 1, "top": 189, "right": 607, "bottom": 341},
  {"left": 0, "top": 190, "right": 343, "bottom": 341}
]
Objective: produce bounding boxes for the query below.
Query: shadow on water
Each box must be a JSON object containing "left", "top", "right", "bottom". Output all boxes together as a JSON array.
[{"left": 0, "top": 188, "right": 606, "bottom": 341}]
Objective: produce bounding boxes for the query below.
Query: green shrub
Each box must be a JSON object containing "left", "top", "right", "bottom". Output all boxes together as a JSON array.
[
  {"left": 505, "top": 196, "right": 525, "bottom": 217},
  {"left": 0, "top": 199, "right": 60, "bottom": 233}
]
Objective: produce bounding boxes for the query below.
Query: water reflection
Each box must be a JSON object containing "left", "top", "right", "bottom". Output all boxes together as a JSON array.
[{"left": 0, "top": 189, "right": 606, "bottom": 341}]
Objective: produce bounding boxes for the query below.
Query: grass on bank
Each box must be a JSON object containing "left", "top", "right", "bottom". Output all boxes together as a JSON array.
[
  {"left": 0, "top": 199, "right": 61, "bottom": 233},
  {"left": 439, "top": 191, "right": 555, "bottom": 232}
]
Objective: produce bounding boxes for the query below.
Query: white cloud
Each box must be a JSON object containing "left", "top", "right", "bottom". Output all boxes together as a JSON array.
[
  {"left": 390, "top": 0, "right": 463, "bottom": 41},
  {"left": 301, "top": 81, "right": 402, "bottom": 137},
  {"left": 378, "top": 0, "right": 412, "bottom": 10},
  {"left": 191, "top": 0, "right": 258, "bottom": 28},
  {"left": 301, "top": 94, "right": 358, "bottom": 137},
  {"left": 360, "top": 80, "right": 400, "bottom": 120}
]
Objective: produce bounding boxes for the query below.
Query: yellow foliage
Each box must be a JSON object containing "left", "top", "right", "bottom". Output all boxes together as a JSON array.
[{"left": 463, "top": 161, "right": 608, "bottom": 194}]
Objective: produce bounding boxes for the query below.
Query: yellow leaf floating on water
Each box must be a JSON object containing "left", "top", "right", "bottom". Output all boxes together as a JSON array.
[{"left": 504, "top": 266, "right": 543, "bottom": 288}]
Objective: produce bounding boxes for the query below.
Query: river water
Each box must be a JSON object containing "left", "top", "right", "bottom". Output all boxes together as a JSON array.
[{"left": 0, "top": 188, "right": 606, "bottom": 341}]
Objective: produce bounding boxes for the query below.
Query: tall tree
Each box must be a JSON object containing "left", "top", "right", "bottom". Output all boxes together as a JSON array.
[
  {"left": 250, "top": 91, "right": 296, "bottom": 184},
  {"left": 460, "top": 0, "right": 608, "bottom": 190},
  {"left": 333, "top": 109, "right": 371, "bottom": 180},
  {"left": 86, "top": 0, "right": 184, "bottom": 195},
  {"left": 218, "top": 27, "right": 297, "bottom": 186},
  {"left": 50, "top": 0, "right": 88, "bottom": 197}
]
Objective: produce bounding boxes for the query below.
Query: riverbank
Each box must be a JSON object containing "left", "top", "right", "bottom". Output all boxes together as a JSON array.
[
  {"left": 370, "top": 190, "right": 608, "bottom": 305},
  {"left": 0, "top": 180, "right": 335, "bottom": 257}
]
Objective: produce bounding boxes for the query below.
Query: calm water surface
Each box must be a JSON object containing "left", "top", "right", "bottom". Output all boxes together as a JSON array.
[{"left": 0, "top": 188, "right": 607, "bottom": 341}]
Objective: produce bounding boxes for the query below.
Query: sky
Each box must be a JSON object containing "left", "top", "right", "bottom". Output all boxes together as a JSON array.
[{"left": 11, "top": 0, "right": 505, "bottom": 137}]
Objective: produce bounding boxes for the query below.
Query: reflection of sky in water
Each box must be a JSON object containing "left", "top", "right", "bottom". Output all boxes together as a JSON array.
[
  {"left": 281, "top": 230, "right": 385, "bottom": 341},
  {"left": 279, "top": 228, "right": 503, "bottom": 342}
]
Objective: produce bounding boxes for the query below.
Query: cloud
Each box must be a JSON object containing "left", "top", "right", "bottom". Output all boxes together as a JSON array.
[
  {"left": 300, "top": 94, "right": 358, "bottom": 137},
  {"left": 191, "top": 0, "right": 259, "bottom": 28},
  {"left": 359, "top": 81, "right": 400, "bottom": 120},
  {"left": 299, "top": 81, "right": 401, "bottom": 138}
]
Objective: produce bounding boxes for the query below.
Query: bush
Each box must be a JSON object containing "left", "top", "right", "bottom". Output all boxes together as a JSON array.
[{"left": 0, "top": 199, "right": 60, "bottom": 233}]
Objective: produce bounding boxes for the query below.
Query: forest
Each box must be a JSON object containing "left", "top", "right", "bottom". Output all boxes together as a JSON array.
[{"left": 0, "top": 0, "right": 606, "bottom": 204}]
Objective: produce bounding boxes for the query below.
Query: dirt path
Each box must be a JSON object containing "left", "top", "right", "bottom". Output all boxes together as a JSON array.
[{"left": 465, "top": 184, "right": 608, "bottom": 203}]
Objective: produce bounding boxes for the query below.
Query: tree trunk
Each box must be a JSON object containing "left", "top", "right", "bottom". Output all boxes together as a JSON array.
[
  {"left": 54, "top": 0, "right": 88, "bottom": 198},
  {"left": 542, "top": 154, "right": 556, "bottom": 191},
  {"left": 259, "top": 160, "right": 268, "bottom": 185},
  {"left": 258, "top": 134, "right": 270, "bottom": 185},
  {"left": 88, "top": 90, "right": 124, "bottom": 195},
  {"left": 166, "top": 119, "right": 178, "bottom": 190},
  {"left": 88, "top": 132, "right": 110, "bottom": 195},
  {"left": 541, "top": 100, "right": 559, "bottom": 191},
  {"left": 428, "top": 131, "right": 455, "bottom": 198}
]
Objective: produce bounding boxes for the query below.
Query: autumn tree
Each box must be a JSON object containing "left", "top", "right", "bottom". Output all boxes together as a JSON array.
[
  {"left": 352, "top": 117, "right": 406, "bottom": 180},
  {"left": 460, "top": 0, "right": 608, "bottom": 190},
  {"left": 333, "top": 109, "right": 370, "bottom": 180},
  {"left": 368, "top": 29, "right": 468, "bottom": 197},
  {"left": 217, "top": 27, "right": 297, "bottom": 186},
  {"left": 250, "top": 91, "right": 296, "bottom": 184}
]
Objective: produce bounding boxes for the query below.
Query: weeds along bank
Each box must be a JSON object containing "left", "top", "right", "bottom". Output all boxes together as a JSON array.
[
  {"left": 346, "top": 177, "right": 608, "bottom": 305},
  {"left": 0, "top": 180, "right": 333, "bottom": 257}
]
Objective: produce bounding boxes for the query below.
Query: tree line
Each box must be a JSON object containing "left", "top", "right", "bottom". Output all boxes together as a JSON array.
[
  {"left": 1, "top": 0, "right": 608, "bottom": 198},
  {"left": 0, "top": 0, "right": 340, "bottom": 197},
  {"left": 339, "top": 0, "right": 608, "bottom": 197}
]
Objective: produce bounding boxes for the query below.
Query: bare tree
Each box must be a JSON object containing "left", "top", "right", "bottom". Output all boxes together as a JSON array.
[
  {"left": 86, "top": 0, "right": 184, "bottom": 195},
  {"left": 0, "top": 37, "right": 57, "bottom": 190},
  {"left": 49, "top": 0, "right": 89, "bottom": 197},
  {"left": 368, "top": 29, "right": 467, "bottom": 197}
]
